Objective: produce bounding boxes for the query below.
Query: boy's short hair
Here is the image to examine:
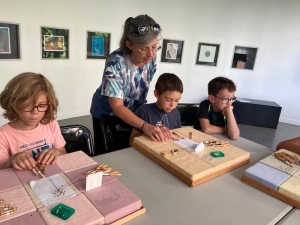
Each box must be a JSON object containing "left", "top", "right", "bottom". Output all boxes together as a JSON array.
[
  {"left": 155, "top": 73, "right": 183, "bottom": 95},
  {"left": 0, "top": 72, "right": 58, "bottom": 124},
  {"left": 208, "top": 77, "right": 236, "bottom": 95}
]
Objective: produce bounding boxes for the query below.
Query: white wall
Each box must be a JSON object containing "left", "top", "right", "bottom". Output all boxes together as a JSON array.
[{"left": 0, "top": 0, "right": 299, "bottom": 126}]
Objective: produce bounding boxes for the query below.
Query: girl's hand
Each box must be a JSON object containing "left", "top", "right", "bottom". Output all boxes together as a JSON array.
[
  {"left": 10, "top": 152, "right": 36, "bottom": 170},
  {"left": 36, "top": 148, "right": 59, "bottom": 165}
]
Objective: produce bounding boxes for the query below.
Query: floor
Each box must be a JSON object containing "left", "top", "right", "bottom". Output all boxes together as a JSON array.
[{"left": 58, "top": 115, "right": 300, "bottom": 151}]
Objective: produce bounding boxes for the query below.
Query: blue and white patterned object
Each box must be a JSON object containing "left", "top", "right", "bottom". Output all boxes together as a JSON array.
[
  {"left": 244, "top": 162, "right": 291, "bottom": 191},
  {"left": 90, "top": 49, "right": 157, "bottom": 119}
]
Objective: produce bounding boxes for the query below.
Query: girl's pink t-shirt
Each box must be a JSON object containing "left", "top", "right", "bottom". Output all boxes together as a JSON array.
[{"left": 0, "top": 120, "right": 66, "bottom": 167}]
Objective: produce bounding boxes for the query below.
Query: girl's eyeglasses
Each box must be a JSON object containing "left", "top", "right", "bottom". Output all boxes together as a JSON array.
[
  {"left": 23, "top": 104, "right": 50, "bottom": 112},
  {"left": 137, "top": 24, "right": 161, "bottom": 34}
]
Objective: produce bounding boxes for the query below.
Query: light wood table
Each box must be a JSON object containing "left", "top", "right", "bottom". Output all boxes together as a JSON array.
[{"left": 93, "top": 135, "right": 292, "bottom": 225}]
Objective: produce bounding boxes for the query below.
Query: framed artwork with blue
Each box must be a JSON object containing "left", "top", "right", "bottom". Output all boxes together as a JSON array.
[{"left": 87, "top": 31, "right": 110, "bottom": 59}]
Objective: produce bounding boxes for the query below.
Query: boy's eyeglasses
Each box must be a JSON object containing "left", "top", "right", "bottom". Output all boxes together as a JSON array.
[
  {"left": 23, "top": 104, "right": 50, "bottom": 112},
  {"left": 214, "top": 95, "right": 236, "bottom": 104},
  {"left": 137, "top": 24, "right": 161, "bottom": 34}
]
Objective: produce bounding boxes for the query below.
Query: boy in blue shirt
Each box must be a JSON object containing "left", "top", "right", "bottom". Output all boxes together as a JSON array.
[
  {"left": 193, "top": 77, "right": 240, "bottom": 140},
  {"left": 130, "top": 73, "right": 183, "bottom": 144}
]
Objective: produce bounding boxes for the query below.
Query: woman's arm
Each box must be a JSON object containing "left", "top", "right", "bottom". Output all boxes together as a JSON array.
[{"left": 109, "top": 97, "right": 171, "bottom": 142}]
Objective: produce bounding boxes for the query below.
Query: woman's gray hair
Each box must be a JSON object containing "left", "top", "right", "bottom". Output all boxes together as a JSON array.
[{"left": 119, "top": 14, "right": 162, "bottom": 54}]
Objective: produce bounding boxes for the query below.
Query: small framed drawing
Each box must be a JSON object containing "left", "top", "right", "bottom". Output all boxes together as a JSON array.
[
  {"left": 196, "top": 42, "right": 220, "bottom": 66},
  {"left": 0, "top": 22, "right": 20, "bottom": 59},
  {"left": 87, "top": 31, "right": 110, "bottom": 59},
  {"left": 41, "top": 26, "right": 69, "bottom": 59},
  {"left": 161, "top": 39, "right": 184, "bottom": 63}
]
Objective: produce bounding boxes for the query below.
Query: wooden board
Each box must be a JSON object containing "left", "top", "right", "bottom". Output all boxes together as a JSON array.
[
  {"left": 132, "top": 141, "right": 250, "bottom": 187},
  {"left": 241, "top": 175, "right": 300, "bottom": 209},
  {"left": 110, "top": 206, "right": 146, "bottom": 225},
  {"left": 1, "top": 151, "right": 145, "bottom": 225}
]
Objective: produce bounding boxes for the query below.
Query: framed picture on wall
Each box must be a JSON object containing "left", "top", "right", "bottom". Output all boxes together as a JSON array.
[
  {"left": 0, "top": 22, "right": 20, "bottom": 59},
  {"left": 196, "top": 42, "right": 220, "bottom": 66},
  {"left": 231, "top": 46, "right": 258, "bottom": 70},
  {"left": 161, "top": 39, "right": 184, "bottom": 63},
  {"left": 41, "top": 26, "right": 69, "bottom": 59},
  {"left": 86, "top": 31, "right": 110, "bottom": 59}
]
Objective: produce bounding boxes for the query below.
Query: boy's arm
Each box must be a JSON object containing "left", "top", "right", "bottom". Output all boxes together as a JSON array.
[
  {"left": 129, "top": 129, "right": 144, "bottom": 146},
  {"left": 223, "top": 106, "right": 240, "bottom": 140},
  {"left": 197, "top": 101, "right": 226, "bottom": 134},
  {"left": 200, "top": 118, "right": 227, "bottom": 134}
]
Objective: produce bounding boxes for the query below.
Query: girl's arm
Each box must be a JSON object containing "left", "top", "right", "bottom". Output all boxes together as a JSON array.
[
  {"left": 0, "top": 151, "right": 36, "bottom": 170},
  {"left": 36, "top": 146, "right": 67, "bottom": 165}
]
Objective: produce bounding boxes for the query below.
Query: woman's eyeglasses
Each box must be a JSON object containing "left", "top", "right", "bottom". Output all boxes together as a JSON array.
[
  {"left": 136, "top": 42, "right": 162, "bottom": 55},
  {"left": 137, "top": 24, "right": 161, "bottom": 34},
  {"left": 214, "top": 95, "right": 236, "bottom": 104},
  {"left": 23, "top": 104, "right": 50, "bottom": 112}
]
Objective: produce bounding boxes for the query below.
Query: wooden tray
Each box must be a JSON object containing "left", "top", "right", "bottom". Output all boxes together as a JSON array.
[
  {"left": 110, "top": 206, "right": 146, "bottom": 225},
  {"left": 241, "top": 175, "right": 300, "bottom": 209},
  {"left": 133, "top": 142, "right": 250, "bottom": 187}
]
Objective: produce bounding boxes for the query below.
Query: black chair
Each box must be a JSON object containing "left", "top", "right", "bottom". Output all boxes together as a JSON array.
[
  {"left": 99, "top": 115, "right": 132, "bottom": 154},
  {"left": 60, "top": 125, "right": 94, "bottom": 156},
  {"left": 176, "top": 103, "right": 199, "bottom": 126}
]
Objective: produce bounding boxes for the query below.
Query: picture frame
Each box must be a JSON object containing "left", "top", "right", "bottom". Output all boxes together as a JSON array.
[
  {"left": 231, "top": 46, "right": 258, "bottom": 70},
  {"left": 0, "top": 22, "right": 20, "bottom": 59},
  {"left": 161, "top": 39, "right": 184, "bottom": 63},
  {"left": 41, "top": 26, "right": 69, "bottom": 59},
  {"left": 87, "top": 31, "right": 110, "bottom": 59},
  {"left": 195, "top": 42, "right": 220, "bottom": 66}
]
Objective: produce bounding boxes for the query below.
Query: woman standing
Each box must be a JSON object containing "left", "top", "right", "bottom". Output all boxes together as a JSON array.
[{"left": 90, "top": 14, "right": 171, "bottom": 152}]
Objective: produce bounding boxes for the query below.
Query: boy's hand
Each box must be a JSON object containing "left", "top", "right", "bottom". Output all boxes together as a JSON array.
[
  {"left": 222, "top": 106, "right": 234, "bottom": 116},
  {"left": 10, "top": 152, "right": 36, "bottom": 170},
  {"left": 36, "top": 148, "right": 59, "bottom": 165}
]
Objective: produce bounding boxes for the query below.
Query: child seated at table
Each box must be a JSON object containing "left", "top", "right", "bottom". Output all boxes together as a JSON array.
[
  {"left": 0, "top": 72, "right": 66, "bottom": 170},
  {"left": 193, "top": 76, "right": 240, "bottom": 140},
  {"left": 130, "top": 73, "right": 183, "bottom": 145}
]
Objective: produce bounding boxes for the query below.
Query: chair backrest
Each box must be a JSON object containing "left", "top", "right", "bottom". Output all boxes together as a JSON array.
[
  {"left": 100, "top": 115, "right": 132, "bottom": 154},
  {"left": 60, "top": 125, "right": 94, "bottom": 156},
  {"left": 176, "top": 103, "right": 199, "bottom": 126}
]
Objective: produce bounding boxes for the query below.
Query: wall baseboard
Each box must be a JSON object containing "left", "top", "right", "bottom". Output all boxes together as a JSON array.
[
  {"left": 279, "top": 117, "right": 300, "bottom": 126},
  {"left": 58, "top": 110, "right": 90, "bottom": 120}
]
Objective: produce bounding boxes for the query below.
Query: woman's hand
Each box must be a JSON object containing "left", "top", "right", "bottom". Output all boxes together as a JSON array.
[
  {"left": 36, "top": 148, "right": 59, "bottom": 165},
  {"left": 142, "top": 123, "right": 171, "bottom": 142},
  {"left": 10, "top": 152, "right": 36, "bottom": 170}
]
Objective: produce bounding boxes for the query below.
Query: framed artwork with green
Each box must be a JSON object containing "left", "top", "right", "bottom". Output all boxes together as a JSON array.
[{"left": 41, "top": 26, "right": 69, "bottom": 59}]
